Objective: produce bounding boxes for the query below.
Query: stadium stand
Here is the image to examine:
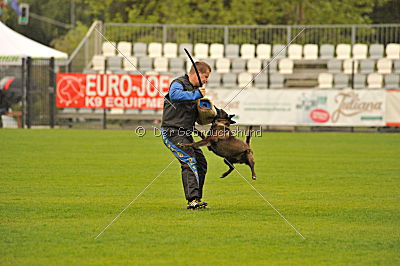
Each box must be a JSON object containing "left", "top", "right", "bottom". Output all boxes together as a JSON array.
[{"left": 85, "top": 42, "right": 400, "bottom": 91}]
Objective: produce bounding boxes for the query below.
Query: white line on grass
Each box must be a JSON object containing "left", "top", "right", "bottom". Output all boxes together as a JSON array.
[{"left": 94, "top": 159, "right": 175, "bottom": 239}]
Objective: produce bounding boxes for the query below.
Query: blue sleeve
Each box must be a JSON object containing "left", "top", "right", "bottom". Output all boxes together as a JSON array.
[{"left": 169, "top": 82, "right": 203, "bottom": 102}]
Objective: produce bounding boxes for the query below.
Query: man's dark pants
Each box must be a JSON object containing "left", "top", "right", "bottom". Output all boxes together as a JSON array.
[{"left": 162, "top": 128, "right": 207, "bottom": 202}]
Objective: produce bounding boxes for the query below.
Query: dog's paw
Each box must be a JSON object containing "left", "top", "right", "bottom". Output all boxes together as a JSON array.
[{"left": 252, "top": 176, "right": 257, "bottom": 180}]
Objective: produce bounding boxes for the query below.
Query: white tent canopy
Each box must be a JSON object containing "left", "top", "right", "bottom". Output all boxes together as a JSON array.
[{"left": 0, "top": 21, "right": 67, "bottom": 60}]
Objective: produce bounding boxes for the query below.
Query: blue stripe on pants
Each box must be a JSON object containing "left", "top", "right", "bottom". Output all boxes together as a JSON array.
[{"left": 161, "top": 128, "right": 199, "bottom": 183}]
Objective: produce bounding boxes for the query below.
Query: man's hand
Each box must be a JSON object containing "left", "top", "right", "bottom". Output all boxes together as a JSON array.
[{"left": 199, "top": 87, "right": 206, "bottom": 97}]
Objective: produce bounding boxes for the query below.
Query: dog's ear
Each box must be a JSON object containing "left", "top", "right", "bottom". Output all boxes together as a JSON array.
[{"left": 229, "top": 114, "right": 236, "bottom": 124}]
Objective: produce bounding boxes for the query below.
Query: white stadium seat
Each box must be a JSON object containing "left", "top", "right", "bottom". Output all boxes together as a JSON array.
[
  {"left": 92, "top": 55, "right": 105, "bottom": 71},
  {"left": 148, "top": 42, "right": 162, "bottom": 58},
  {"left": 256, "top": 44, "right": 271, "bottom": 60},
  {"left": 386, "top": 43, "right": 400, "bottom": 59},
  {"left": 377, "top": 58, "right": 392, "bottom": 74},
  {"left": 117, "top": 42, "right": 132, "bottom": 56},
  {"left": 102, "top": 42, "right": 116, "bottom": 57},
  {"left": 194, "top": 43, "right": 209, "bottom": 59},
  {"left": 367, "top": 73, "right": 383, "bottom": 89},
  {"left": 154, "top": 57, "right": 169, "bottom": 73},
  {"left": 240, "top": 44, "right": 256, "bottom": 59},
  {"left": 163, "top": 43, "right": 178, "bottom": 58},
  {"left": 288, "top": 44, "right": 302, "bottom": 59},
  {"left": 318, "top": 73, "right": 333, "bottom": 89},
  {"left": 278, "top": 58, "right": 294, "bottom": 74},
  {"left": 238, "top": 72, "right": 253, "bottom": 88},
  {"left": 209, "top": 43, "right": 224, "bottom": 59},
  {"left": 352, "top": 44, "right": 368, "bottom": 59},
  {"left": 247, "top": 58, "right": 262, "bottom": 74},
  {"left": 336, "top": 44, "right": 351, "bottom": 59},
  {"left": 343, "top": 59, "right": 358, "bottom": 74},
  {"left": 215, "top": 58, "right": 231, "bottom": 74},
  {"left": 303, "top": 44, "right": 318, "bottom": 60},
  {"left": 122, "top": 56, "right": 138, "bottom": 71}
]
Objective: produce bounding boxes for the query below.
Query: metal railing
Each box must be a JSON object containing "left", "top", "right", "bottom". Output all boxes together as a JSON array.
[
  {"left": 103, "top": 23, "right": 400, "bottom": 45},
  {"left": 67, "top": 21, "right": 103, "bottom": 72}
]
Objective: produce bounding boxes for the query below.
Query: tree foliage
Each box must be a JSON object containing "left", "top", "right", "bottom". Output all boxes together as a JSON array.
[{"left": 0, "top": 0, "right": 398, "bottom": 53}]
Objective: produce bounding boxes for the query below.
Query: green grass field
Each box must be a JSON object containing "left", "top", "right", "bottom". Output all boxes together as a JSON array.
[{"left": 1, "top": 129, "right": 399, "bottom": 265}]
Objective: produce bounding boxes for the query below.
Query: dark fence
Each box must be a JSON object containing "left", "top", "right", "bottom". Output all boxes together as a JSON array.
[{"left": 0, "top": 57, "right": 56, "bottom": 128}]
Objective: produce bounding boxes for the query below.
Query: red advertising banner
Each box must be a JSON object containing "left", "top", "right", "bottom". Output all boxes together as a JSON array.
[{"left": 56, "top": 73, "right": 171, "bottom": 109}]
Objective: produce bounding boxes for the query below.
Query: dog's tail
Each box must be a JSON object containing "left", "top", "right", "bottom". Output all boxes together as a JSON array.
[{"left": 246, "top": 126, "right": 253, "bottom": 146}]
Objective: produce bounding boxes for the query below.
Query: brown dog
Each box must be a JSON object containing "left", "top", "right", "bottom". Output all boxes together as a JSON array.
[{"left": 180, "top": 108, "right": 256, "bottom": 180}]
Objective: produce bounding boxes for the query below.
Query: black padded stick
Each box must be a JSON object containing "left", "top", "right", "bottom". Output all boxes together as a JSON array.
[{"left": 184, "top": 48, "right": 203, "bottom": 87}]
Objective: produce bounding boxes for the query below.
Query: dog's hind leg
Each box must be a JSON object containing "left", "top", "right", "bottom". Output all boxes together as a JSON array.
[
  {"left": 245, "top": 150, "right": 257, "bottom": 180},
  {"left": 220, "top": 158, "right": 235, "bottom": 178}
]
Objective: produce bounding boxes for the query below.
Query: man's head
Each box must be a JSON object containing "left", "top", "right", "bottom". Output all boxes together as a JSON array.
[{"left": 188, "top": 61, "right": 211, "bottom": 87}]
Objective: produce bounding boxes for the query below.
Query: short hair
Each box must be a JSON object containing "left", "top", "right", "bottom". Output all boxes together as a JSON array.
[{"left": 189, "top": 61, "right": 211, "bottom": 74}]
